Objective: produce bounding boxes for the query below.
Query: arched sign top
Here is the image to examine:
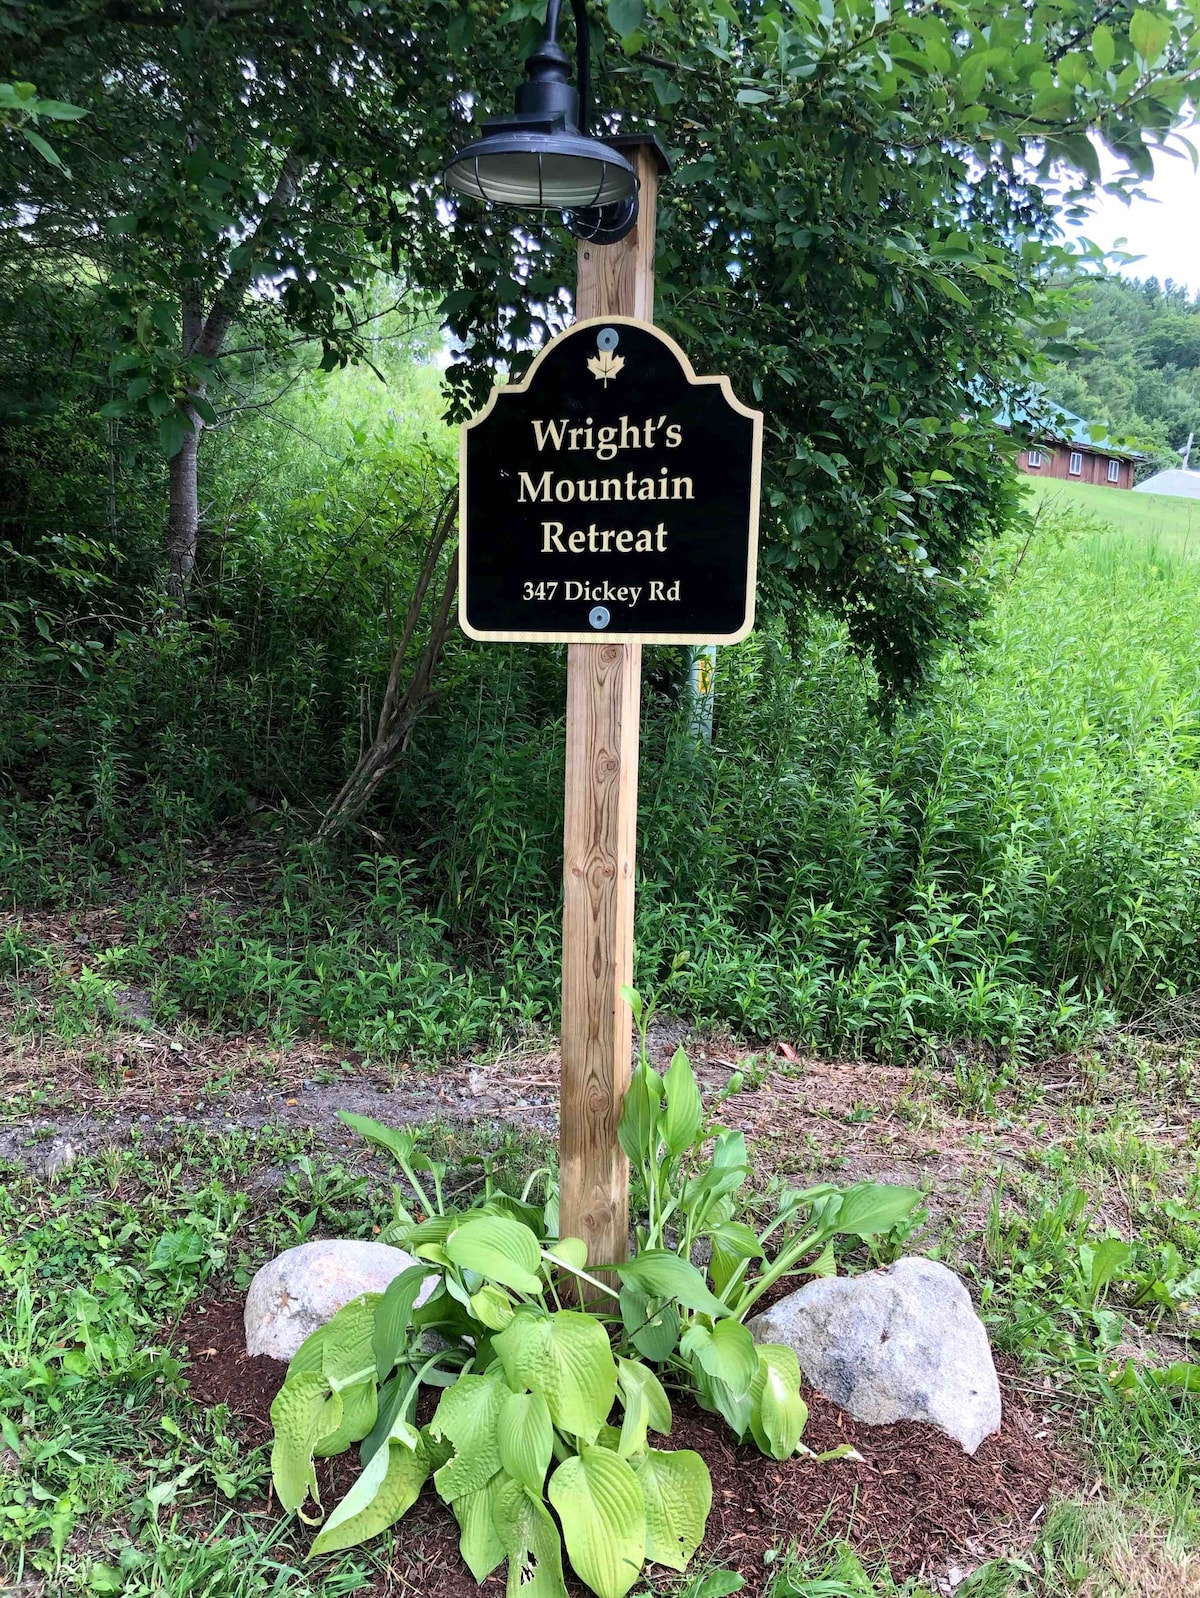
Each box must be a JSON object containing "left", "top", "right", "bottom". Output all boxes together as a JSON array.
[{"left": 459, "top": 316, "right": 762, "bottom": 644}]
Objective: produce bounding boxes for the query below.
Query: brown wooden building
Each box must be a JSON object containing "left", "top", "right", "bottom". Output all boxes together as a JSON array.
[
  {"left": 1004, "top": 398, "right": 1142, "bottom": 489},
  {"left": 1016, "top": 440, "right": 1137, "bottom": 489}
]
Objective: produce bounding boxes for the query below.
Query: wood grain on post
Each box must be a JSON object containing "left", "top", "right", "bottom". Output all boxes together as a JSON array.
[{"left": 559, "top": 142, "right": 660, "bottom": 1272}]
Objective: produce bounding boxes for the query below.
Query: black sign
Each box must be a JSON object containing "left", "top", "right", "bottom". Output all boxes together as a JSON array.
[{"left": 459, "top": 317, "right": 761, "bottom": 643}]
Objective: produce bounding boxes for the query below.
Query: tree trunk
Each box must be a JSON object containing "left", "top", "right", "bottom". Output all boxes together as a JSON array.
[
  {"left": 166, "top": 289, "right": 205, "bottom": 600},
  {"left": 166, "top": 403, "right": 202, "bottom": 597},
  {"left": 164, "top": 148, "right": 303, "bottom": 597}
]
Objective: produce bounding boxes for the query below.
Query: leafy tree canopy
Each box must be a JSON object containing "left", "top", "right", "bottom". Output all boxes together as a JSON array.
[
  {"left": 1046, "top": 275, "right": 1200, "bottom": 465},
  {"left": 2, "top": 0, "right": 1198, "bottom": 693}
]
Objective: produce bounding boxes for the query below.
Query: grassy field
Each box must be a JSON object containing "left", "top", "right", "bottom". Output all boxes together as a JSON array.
[
  {"left": 1, "top": 494, "right": 1198, "bottom": 1596},
  {"left": 1025, "top": 475, "right": 1200, "bottom": 548}
]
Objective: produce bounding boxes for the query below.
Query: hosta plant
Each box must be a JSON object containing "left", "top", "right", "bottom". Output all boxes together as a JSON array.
[
  {"left": 616, "top": 983, "right": 924, "bottom": 1452},
  {"left": 269, "top": 1133, "right": 714, "bottom": 1597},
  {"left": 269, "top": 1049, "right": 922, "bottom": 1592}
]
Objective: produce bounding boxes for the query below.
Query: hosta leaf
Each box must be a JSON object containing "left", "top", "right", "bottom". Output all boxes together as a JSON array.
[
  {"left": 617, "top": 1357, "right": 672, "bottom": 1436},
  {"left": 336, "top": 1110, "right": 417, "bottom": 1166},
  {"left": 360, "top": 1375, "right": 407, "bottom": 1468},
  {"left": 692, "top": 1365, "right": 751, "bottom": 1442},
  {"left": 493, "top": 1308, "right": 616, "bottom": 1443},
  {"left": 451, "top": 1471, "right": 506, "bottom": 1582},
  {"left": 681, "top": 1319, "right": 758, "bottom": 1398},
  {"left": 315, "top": 1378, "right": 378, "bottom": 1457},
  {"left": 827, "top": 1184, "right": 921, "bottom": 1241},
  {"left": 471, "top": 1283, "right": 516, "bottom": 1330},
  {"left": 497, "top": 1389, "right": 553, "bottom": 1495},
  {"left": 431, "top": 1371, "right": 506, "bottom": 1501},
  {"left": 620, "top": 1286, "right": 680, "bottom": 1362},
  {"left": 616, "top": 1372, "right": 647, "bottom": 1457},
  {"left": 495, "top": 1476, "right": 568, "bottom": 1598},
  {"left": 631, "top": 1447, "right": 711, "bottom": 1572},
  {"left": 374, "top": 1265, "right": 432, "bottom": 1380},
  {"left": 662, "top": 1047, "right": 704, "bottom": 1155},
  {"left": 617, "top": 1062, "right": 662, "bottom": 1165},
  {"left": 749, "top": 1345, "right": 807, "bottom": 1461},
  {"left": 270, "top": 1373, "right": 342, "bottom": 1513},
  {"left": 617, "top": 1251, "right": 728, "bottom": 1317},
  {"left": 308, "top": 1431, "right": 430, "bottom": 1555},
  {"left": 545, "top": 1236, "right": 589, "bottom": 1274},
  {"left": 548, "top": 1446, "right": 646, "bottom": 1598},
  {"left": 446, "top": 1214, "right": 544, "bottom": 1295}
]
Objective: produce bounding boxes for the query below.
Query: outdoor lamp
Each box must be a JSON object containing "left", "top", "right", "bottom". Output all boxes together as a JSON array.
[{"left": 444, "top": 0, "right": 639, "bottom": 243}]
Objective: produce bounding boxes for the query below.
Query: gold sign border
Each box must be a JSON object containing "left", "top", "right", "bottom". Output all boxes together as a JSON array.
[{"left": 458, "top": 315, "right": 763, "bottom": 645}]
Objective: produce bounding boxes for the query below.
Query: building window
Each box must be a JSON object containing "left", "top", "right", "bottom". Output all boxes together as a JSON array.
[
  {"left": 1108, "top": 458, "right": 1121, "bottom": 483},
  {"left": 1027, "top": 448, "right": 1043, "bottom": 467},
  {"left": 1069, "top": 450, "right": 1083, "bottom": 476}
]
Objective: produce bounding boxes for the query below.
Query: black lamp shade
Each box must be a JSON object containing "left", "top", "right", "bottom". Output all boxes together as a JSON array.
[{"left": 444, "top": 130, "right": 637, "bottom": 210}]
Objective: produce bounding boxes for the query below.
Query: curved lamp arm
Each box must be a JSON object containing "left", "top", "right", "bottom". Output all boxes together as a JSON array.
[{"left": 542, "top": 0, "right": 592, "bottom": 133}]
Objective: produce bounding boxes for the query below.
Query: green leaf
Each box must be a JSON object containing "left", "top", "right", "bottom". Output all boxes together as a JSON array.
[
  {"left": 493, "top": 1308, "right": 617, "bottom": 1444},
  {"left": 374, "top": 1265, "right": 432, "bottom": 1380},
  {"left": 736, "top": 88, "right": 771, "bottom": 104},
  {"left": 695, "top": 1573, "right": 745, "bottom": 1598},
  {"left": 319, "top": 1295, "right": 380, "bottom": 1389},
  {"left": 157, "top": 414, "right": 193, "bottom": 459},
  {"left": 828, "top": 1184, "right": 922, "bottom": 1240},
  {"left": 446, "top": 1214, "right": 544, "bottom": 1295},
  {"left": 308, "top": 1430, "right": 430, "bottom": 1555},
  {"left": 270, "top": 1373, "right": 342, "bottom": 1513},
  {"left": 471, "top": 1283, "right": 516, "bottom": 1330},
  {"left": 607, "top": 0, "right": 645, "bottom": 42},
  {"left": 336, "top": 1111, "right": 417, "bottom": 1166},
  {"left": 618, "top": 1062, "right": 661, "bottom": 1165},
  {"left": 616, "top": 1373, "right": 648, "bottom": 1458},
  {"left": 451, "top": 1472, "right": 507, "bottom": 1582},
  {"left": 495, "top": 1477, "right": 569, "bottom": 1598},
  {"left": 620, "top": 1286, "right": 680, "bottom": 1362},
  {"left": 22, "top": 127, "right": 64, "bottom": 170},
  {"left": 32, "top": 99, "right": 87, "bottom": 121},
  {"left": 680, "top": 1319, "right": 758, "bottom": 1398},
  {"left": 1129, "top": 8, "right": 1171, "bottom": 65},
  {"left": 315, "top": 1379, "right": 378, "bottom": 1457},
  {"left": 431, "top": 1372, "right": 507, "bottom": 1502},
  {"left": 617, "top": 1251, "right": 728, "bottom": 1317},
  {"left": 749, "top": 1345, "right": 807, "bottom": 1461},
  {"left": 549, "top": 1447, "right": 646, "bottom": 1598},
  {"left": 1091, "top": 23, "right": 1115, "bottom": 69},
  {"left": 497, "top": 1389, "right": 553, "bottom": 1495},
  {"left": 631, "top": 1447, "right": 711, "bottom": 1572},
  {"left": 662, "top": 1048, "right": 704, "bottom": 1155},
  {"left": 617, "top": 1356, "right": 672, "bottom": 1436},
  {"left": 546, "top": 1236, "right": 589, "bottom": 1274},
  {"left": 708, "top": 1221, "right": 761, "bottom": 1297}
]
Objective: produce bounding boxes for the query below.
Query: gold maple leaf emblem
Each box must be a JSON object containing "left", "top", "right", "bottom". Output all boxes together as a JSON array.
[{"left": 587, "top": 349, "right": 625, "bottom": 385}]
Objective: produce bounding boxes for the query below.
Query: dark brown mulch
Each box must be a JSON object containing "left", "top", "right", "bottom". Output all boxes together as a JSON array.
[{"left": 174, "top": 1298, "right": 1078, "bottom": 1596}]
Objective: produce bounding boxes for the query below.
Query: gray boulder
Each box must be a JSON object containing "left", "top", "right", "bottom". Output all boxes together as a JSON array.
[
  {"left": 244, "top": 1239, "right": 432, "bottom": 1361},
  {"left": 747, "top": 1255, "right": 1001, "bottom": 1454}
]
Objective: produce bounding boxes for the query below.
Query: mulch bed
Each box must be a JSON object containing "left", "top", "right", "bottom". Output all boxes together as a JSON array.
[{"left": 175, "top": 1298, "right": 1078, "bottom": 1595}]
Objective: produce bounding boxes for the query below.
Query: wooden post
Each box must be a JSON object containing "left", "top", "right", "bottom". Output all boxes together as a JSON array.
[{"left": 559, "top": 142, "right": 661, "bottom": 1269}]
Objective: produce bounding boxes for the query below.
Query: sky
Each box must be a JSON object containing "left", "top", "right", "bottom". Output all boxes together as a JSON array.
[{"left": 1062, "top": 133, "right": 1200, "bottom": 296}]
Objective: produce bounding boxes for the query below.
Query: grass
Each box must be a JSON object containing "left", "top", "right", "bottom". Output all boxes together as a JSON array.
[
  {"left": 7, "top": 490, "right": 1200, "bottom": 1069},
  {"left": 1024, "top": 475, "right": 1200, "bottom": 549}
]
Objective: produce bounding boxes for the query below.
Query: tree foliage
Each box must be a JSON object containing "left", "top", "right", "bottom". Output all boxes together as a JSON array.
[
  {"left": 2, "top": 0, "right": 1198, "bottom": 684},
  {"left": 1046, "top": 274, "right": 1200, "bottom": 464}
]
